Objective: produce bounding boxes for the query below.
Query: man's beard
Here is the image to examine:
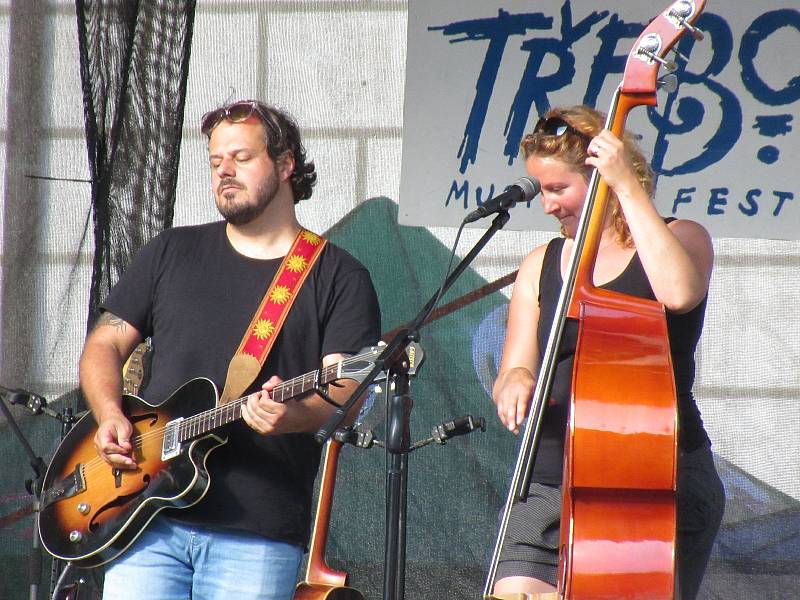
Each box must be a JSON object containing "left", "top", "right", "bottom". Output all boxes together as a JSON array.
[{"left": 216, "top": 171, "right": 280, "bottom": 226}]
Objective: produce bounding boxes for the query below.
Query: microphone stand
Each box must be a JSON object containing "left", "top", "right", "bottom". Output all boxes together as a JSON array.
[
  {"left": 0, "top": 388, "right": 82, "bottom": 600},
  {"left": 316, "top": 210, "right": 511, "bottom": 600},
  {"left": 0, "top": 388, "right": 49, "bottom": 600}
]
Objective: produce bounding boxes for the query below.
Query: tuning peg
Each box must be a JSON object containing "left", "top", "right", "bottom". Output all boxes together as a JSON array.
[
  {"left": 680, "top": 19, "right": 704, "bottom": 41},
  {"left": 668, "top": 1, "right": 705, "bottom": 41},
  {"left": 657, "top": 74, "right": 678, "bottom": 93},
  {"left": 636, "top": 33, "right": 678, "bottom": 73},
  {"left": 654, "top": 54, "right": 678, "bottom": 73},
  {"left": 670, "top": 47, "right": 690, "bottom": 64}
]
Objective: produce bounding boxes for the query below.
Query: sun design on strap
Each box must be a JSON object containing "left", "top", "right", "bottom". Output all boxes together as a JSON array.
[
  {"left": 269, "top": 285, "right": 292, "bottom": 304},
  {"left": 286, "top": 255, "right": 308, "bottom": 273},
  {"left": 253, "top": 318, "right": 275, "bottom": 340},
  {"left": 301, "top": 231, "right": 322, "bottom": 245}
]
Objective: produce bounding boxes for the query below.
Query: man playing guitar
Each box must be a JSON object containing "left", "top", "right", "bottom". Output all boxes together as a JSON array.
[{"left": 79, "top": 100, "right": 380, "bottom": 599}]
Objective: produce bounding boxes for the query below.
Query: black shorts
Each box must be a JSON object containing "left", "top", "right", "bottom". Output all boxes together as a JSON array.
[{"left": 496, "top": 482, "right": 561, "bottom": 584}]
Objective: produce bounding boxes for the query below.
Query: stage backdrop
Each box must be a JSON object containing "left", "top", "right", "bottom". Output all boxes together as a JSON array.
[
  {"left": 0, "top": 2, "right": 798, "bottom": 599},
  {"left": 400, "top": 0, "right": 800, "bottom": 239}
]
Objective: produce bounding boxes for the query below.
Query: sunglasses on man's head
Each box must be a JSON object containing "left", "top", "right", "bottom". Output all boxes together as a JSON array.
[
  {"left": 533, "top": 116, "right": 592, "bottom": 144},
  {"left": 201, "top": 100, "right": 266, "bottom": 136}
]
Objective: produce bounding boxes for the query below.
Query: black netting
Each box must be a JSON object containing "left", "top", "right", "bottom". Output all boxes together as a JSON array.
[
  {"left": 0, "top": 4, "right": 197, "bottom": 599},
  {"left": 77, "top": 0, "right": 197, "bottom": 327}
]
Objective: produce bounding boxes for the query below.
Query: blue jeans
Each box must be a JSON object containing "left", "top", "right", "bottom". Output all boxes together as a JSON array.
[{"left": 102, "top": 515, "right": 303, "bottom": 600}]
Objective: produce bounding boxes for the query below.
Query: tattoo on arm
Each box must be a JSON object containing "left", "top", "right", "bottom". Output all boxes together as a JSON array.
[{"left": 95, "top": 312, "right": 127, "bottom": 334}]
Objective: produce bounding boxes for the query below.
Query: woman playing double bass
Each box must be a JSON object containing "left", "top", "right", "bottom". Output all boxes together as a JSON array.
[{"left": 491, "top": 105, "right": 725, "bottom": 600}]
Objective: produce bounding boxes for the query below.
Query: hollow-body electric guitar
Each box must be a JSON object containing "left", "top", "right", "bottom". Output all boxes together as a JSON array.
[{"left": 38, "top": 343, "right": 423, "bottom": 568}]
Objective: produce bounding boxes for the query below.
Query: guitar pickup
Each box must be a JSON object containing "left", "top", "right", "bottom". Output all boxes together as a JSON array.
[
  {"left": 161, "top": 417, "right": 184, "bottom": 460},
  {"left": 41, "top": 463, "right": 86, "bottom": 510}
]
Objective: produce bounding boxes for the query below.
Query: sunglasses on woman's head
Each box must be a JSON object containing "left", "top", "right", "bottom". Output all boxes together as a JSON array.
[
  {"left": 201, "top": 101, "right": 267, "bottom": 136},
  {"left": 533, "top": 116, "right": 592, "bottom": 144}
]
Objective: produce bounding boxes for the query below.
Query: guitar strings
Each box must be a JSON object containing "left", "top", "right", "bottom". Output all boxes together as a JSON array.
[
  {"left": 76, "top": 357, "right": 356, "bottom": 479},
  {"left": 79, "top": 366, "right": 337, "bottom": 477},
  {"left": 78, "top": 396, "right": 249, "bottom": 478}
]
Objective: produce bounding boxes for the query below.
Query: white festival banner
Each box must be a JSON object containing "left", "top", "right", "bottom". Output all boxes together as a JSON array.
[{"left": 400, "top": 1, "right": 799, "bottom": 239}]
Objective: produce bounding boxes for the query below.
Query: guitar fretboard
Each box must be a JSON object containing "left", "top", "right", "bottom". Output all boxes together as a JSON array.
[{"left": 175, "top": 363, "right": 341, "bottom": 442}]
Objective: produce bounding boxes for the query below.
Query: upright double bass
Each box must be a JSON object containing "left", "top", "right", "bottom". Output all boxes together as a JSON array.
[{"left": 485, "top": 2, "right": 707, "bottom": 598}]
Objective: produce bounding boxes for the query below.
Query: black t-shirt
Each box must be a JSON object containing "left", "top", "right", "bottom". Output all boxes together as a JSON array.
[
  {"left": 532, "top": 236, "right": 710, "bottom": 484},
  {"left": 101, "top": 221, "right": 381, "bottom": 547}
]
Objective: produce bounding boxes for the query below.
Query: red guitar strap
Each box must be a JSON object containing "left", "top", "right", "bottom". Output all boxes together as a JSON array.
[{"left": 219, "top": 229, "right": 327, "bottom": 404}]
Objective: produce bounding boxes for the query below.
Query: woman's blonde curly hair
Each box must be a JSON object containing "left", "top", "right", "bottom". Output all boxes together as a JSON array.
[{"left": 520, "top": 105, "right": 654, "bottom": 248}]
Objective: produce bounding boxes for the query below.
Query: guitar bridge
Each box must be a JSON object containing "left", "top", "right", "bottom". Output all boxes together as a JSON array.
[{"left": 161, "top": 417, "right": 184, "bottom": 460}]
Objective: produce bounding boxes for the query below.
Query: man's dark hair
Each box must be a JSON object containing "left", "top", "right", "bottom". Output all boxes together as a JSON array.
[{"left": 202, "top": 100, "right": 317, "bottom": 202}]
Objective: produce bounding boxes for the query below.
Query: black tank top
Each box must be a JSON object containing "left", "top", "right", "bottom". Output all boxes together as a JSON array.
[{"left": 532, "top": 235, "right": 710, "bottom": 484}]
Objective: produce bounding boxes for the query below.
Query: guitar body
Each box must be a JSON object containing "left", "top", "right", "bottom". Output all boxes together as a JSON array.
[
  {"left": 37, "top": 343, "right": 424, "bottom": 571},
  {"left": 38, "top": 378, "right": 224, "bottom": 567}
]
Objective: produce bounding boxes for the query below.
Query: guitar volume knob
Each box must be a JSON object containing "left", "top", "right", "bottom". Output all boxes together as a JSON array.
[
  {"left": 69, "top": 530, "right": 83, "bottom": 543},
  {"left": 77, "top": 502, "right": 90, "bottom": 515}
]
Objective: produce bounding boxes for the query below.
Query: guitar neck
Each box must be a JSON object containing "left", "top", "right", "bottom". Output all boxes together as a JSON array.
[{"left": 177, "top": 363, "right": 340, "bottom": 442}]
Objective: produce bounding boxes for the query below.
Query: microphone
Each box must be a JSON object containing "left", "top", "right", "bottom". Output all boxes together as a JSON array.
[{"left": 463, "top": 176, "right": 541, "bottom": 223}]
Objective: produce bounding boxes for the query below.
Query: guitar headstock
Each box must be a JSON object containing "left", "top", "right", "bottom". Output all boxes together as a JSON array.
[
  {"left": 621, "top": 0, "right": 707, "bottom": 96},
  {"left": 122, "top": 339, "right": 151, "bottom": 395}
]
